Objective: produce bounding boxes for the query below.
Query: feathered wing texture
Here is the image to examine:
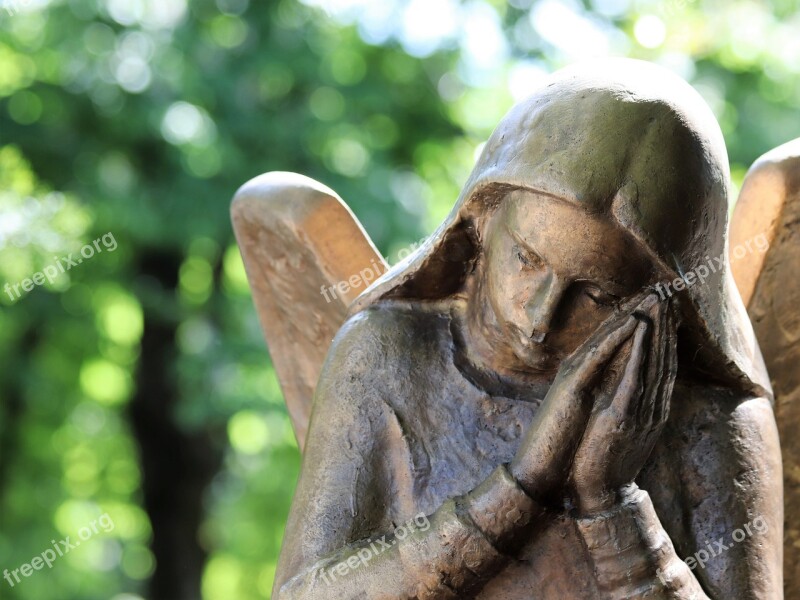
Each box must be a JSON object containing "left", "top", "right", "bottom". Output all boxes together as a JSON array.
[
  {"left": 730, "top": 138, "right": 800, "bottom": 598},
  {"left": 231, "top": 172, "right": 387, "bottom": 451}
]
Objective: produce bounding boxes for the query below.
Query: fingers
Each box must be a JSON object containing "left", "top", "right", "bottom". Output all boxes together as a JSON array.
[
  {"left": 637, "top": 295, "right": 667, "bottom": 428},
  {"left": 638, "top": 301, "right": 678, "bottom": 459},
  {"left": 518, "top": 305, "right": 646, "bottom": 495},
  {"left": 568, "top": 314, "right": 639, "bottom": 389},
  {"left": 606, "top": 317, "right": 649, "bottom": 420},
  {"left": 619, "top": 288, "right": 659, "bottom": 317},
  {"left": 566, "top": 290, "right": 658, "bottom": 384},
  {"left": 571, "top": 291, "right": 658, "bottom": 357},
  {"left": 570, "top": 297, "right": 681, "bottom": 505},
  {"left": 652, "top": 303, "right": 679, "bottom": 427}
]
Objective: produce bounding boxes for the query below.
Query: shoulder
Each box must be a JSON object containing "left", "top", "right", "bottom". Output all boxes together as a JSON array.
[
  {"left": 310, "top": 302, "right": 452, "bottom": 422},
  {"left": 321, "top": 301, "right": 452, "bottom": 381},
  {"left": 337, "top": 301, "right": 452, "bottom": 345},
  {"left": 303, "top": 302, "right": 452, "bottom": 461}
]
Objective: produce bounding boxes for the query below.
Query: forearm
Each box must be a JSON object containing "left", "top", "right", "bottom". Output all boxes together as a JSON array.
[
  {"left": 277, "top": 465, "right": 546, "bottom": 600},
  {"left": 576, "top": 485, "right": 709, "bottom": 600}
]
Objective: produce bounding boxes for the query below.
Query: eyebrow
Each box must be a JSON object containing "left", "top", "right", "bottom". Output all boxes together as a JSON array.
[{"left": 507, "top": 225, "right": 541, "bottom": 257}]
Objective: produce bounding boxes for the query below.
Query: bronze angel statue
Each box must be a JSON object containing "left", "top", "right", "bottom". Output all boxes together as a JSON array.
[{"left": 231, "top": 59, "right": 798, "bottom": 599}]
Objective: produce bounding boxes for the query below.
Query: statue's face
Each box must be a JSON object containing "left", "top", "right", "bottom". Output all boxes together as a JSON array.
[{"left": 476, "top": 190, "right": 654, "bottom": 374}]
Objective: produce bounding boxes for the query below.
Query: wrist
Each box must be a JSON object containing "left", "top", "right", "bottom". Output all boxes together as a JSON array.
[
  {"left": 507, "top": 458, "right": 534, "bottom": 496},
  {"left": 462, "top": 464, "right": 546, "bottom": 551},
  {"left": 508, "top": 458, "right": 556, "bottom": 507},
  {"left": 576, "top": 485, "right": 626, "bottom": 517}
]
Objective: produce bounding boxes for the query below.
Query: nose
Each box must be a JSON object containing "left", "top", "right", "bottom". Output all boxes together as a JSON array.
[{"left": 525, "top": 274, "right": 568, "bottom": 343}]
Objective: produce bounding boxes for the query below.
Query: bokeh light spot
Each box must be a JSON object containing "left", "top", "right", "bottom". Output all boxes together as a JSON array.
[
  {"left": 228, "top": 411, "right": 270, "bottom": 455},
  {"left": 80, "top": 359, "right": 132, "bottom": 406},
  {"left": 634, "top": 15, "right": 667, "bottom": 49}
]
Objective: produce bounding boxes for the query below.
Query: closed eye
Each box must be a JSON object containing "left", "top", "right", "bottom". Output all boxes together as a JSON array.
[{"left": 585, "top": 286, "right": 619, "bottom": 307}]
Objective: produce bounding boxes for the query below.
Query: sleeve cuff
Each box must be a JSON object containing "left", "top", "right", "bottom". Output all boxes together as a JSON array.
[
  {"left": 397, "top": 464, "right": 546, "bottom": 598},
  {"left": 575, "top": 485, "right": 708, "bottom": 599},
  {"left": 461, "top": 463, "right": 546, "bottom": 551},
  {"left": 397, "top": 498, "right": 504, "bottom": 598}
]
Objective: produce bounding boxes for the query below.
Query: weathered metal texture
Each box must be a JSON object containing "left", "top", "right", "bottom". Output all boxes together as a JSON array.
[
  {"left": 233, "top": 60, "right": 785, "bottom": 599},
  {"left": 731, "top": 139, "right": 800, "bottom": 599}
]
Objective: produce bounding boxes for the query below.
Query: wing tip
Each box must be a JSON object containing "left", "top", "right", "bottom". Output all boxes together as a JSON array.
[
  {"left": 732, "top": 138, "right": 800, "bottom": 307},
  {"left": 748, "top": 137, "right": 800, "bottom": 176},
  {"left": 231, "top": 171, "right": 342, "bottom": 219}
]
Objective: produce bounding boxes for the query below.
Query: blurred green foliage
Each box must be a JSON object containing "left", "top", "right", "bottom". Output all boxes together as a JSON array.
[{"left": 0, "top": 0, "right": 798, "bottom": 598}]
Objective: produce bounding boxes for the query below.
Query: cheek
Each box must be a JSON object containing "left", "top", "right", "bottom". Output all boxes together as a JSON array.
[
  {"left": 549, "top": 293, "right": 615, "bottom": 353},
  {"left": 485, "top": 269, "right": 517, "bottom": 324},
  {"left": 485, "top": 257, "right": 547, "bottom": 325}
]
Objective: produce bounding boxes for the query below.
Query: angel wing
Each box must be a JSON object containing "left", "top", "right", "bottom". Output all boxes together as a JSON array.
[
  {"left": 231, "top": 172, "right": 387, "bottom": 450},
  {"left": 730, "top": 138, "right": 800, "bottom": 597}
]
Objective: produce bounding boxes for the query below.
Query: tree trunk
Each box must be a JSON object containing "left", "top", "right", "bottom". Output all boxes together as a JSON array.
[{"left": 129, "top": 250, "right": 222, "bottom": 600}]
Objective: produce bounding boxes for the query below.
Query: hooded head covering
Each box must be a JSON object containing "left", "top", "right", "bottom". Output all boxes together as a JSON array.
[{"left": 351, "top": 59, "right": 770, "bottom": 396}]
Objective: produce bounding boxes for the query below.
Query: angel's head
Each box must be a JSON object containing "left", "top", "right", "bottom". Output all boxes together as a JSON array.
[
  {"left": 465, "top": 189, "right": 658, "bottom": 374},
  {"left": 353, "top": 58, "right": 769, "bottom": 394},
  {"left": 452, "top": 59, "right": 725, "bottom": 378}
]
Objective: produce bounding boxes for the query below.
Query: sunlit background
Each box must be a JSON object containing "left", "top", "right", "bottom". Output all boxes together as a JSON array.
[{"left": 0, "top": 0, "right": 798, "bottom": 598}]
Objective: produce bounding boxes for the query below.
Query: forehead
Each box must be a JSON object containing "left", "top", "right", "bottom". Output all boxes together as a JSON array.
[{"left": 500, "top": 190, "right": 653, "bottom": 288}]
